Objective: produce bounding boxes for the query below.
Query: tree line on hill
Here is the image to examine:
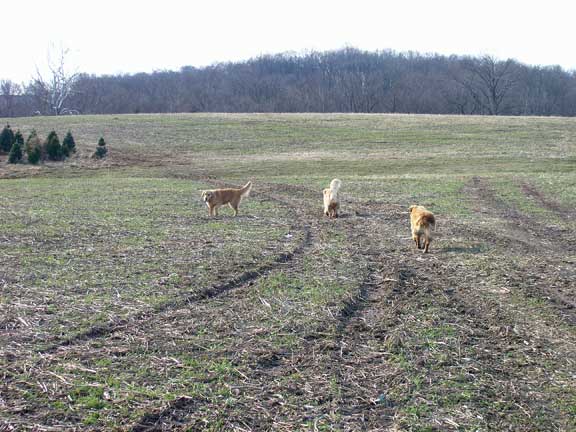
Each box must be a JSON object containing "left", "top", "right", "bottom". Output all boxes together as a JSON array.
[{"left": 1, "top": 48, "right": 575, "bottom": 117}]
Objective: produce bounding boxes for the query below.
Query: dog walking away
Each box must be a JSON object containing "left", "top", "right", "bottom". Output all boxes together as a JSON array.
[
  {"left": 323, "top": 178, "right": 342, "bottom": 218},
  {"left": 201, "top": 181, "right": 252, "bottom": 216},
  {"left": 409, "top": 205, "right": 435, "bottom": 253}
]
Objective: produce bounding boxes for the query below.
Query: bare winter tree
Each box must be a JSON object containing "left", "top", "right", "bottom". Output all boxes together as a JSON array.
[
  {"left": 457, "top": 55, "right": 519, "bottom": 115},
  {"left": 31, "top": 47, "right": 80, "bottom": 115},
  {"left": 0, "top": 80, "right": 22, "bottom": 117}
]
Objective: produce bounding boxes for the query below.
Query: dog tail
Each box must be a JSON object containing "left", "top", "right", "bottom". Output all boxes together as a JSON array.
[
  {"left": 428, "top": 214, "right": 436, "bottom": 231},
  {"left": 422, "top": 214, "right": 435, "bottom": 240},
  {"left": 330, "top": 178, "right": 342, "bottom": 198},
  {"left": 240, "top": 181, "right": 252, "bottom": 198}
]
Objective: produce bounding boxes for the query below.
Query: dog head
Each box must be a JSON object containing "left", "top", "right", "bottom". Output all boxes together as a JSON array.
[{"left": 201, "top": 190, "right": 214, "bottom": 203}]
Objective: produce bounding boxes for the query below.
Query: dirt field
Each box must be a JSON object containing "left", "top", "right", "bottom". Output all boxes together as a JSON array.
[{"left": 1, "top": 113, "right": 575, "bottom": 431}]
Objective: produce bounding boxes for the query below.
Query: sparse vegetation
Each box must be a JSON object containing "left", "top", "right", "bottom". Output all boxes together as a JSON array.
[{"left": 0, "top": 113, "right": 575, "bottom": 431}]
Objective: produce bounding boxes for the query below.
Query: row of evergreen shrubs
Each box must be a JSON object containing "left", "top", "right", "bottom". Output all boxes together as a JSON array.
[{"left": 0, "top": 125, "right": 107, "bottom": 164}]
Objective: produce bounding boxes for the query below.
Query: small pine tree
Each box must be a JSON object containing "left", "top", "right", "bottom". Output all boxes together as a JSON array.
[
  {"left": 93, "top": 137, "right": 108, "bottom": 159},
  {"left": 0, "top": 124, "right": 15, "bottom": 153},
  {"left": 44, "top": 131, "right": 63, "bottom": 161},
  {"left": 8, "top": 130, "right": 24, "bottom": 163},
  {"left": 62, "top": 130, "right": 76, "bottom": 157},
  {"left": 25, "top": 130, "right": 42, "bottom": 164}
]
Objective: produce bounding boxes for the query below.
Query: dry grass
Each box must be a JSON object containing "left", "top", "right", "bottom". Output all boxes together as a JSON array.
[{"left": 1, "top": 113, "right": 575, "bottom": 431}]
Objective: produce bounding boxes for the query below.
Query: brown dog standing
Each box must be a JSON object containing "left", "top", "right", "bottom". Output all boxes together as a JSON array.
[
  {"left": 201, "top": 182, "right": 252, "bottom": 216},
  {"left": 409, "top": 205, "right": 435, "bottom": 253},
  {"left": 323, "top": 179, "right": 342, "bottom": 218}
]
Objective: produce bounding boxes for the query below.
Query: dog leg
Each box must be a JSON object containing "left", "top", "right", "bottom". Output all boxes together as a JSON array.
[
  {"left": 327, "top": 203, "right": 338, "bottom": 219},
  {"left": 230, "top": 198, "right": 241, "bottom": 217},
  {"left": 424, "top": 237, "right": 431, "bottom": 253},
  {"left": 412, "top": 233, "right": 419, "bottom": 249},
  {"left": 416, "top": 234, "right": 423, "bottom": 249}
]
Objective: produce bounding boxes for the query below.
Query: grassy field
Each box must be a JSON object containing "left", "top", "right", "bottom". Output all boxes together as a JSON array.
[{"left": 1, "top": 113, "right": 575, "bottom": 431}]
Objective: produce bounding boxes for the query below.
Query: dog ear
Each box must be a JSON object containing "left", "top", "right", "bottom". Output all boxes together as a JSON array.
[{"left": 409, "top": 205, "right": 415, "bottom": 212}]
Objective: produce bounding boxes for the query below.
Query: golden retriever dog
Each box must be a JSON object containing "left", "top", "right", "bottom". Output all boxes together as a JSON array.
[
  {"left": 409, "top": 205, "right": 436, "bottom": 253},
  {"left": 201, "top": 182, "right": 252, "bottom": 216},
  {"left": 323, "top": 178, "right": 342, "bottom": 218}
]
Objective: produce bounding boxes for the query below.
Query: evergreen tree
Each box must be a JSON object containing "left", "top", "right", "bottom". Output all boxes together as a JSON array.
[
  {"left": 45, "top": 131, "right": 63, "bottom": 161},
  {"left": 0, "top": 124, "right": 15, "bottom": 152},
  {"left": 8, "top": 130, "right": 24, "bottom": 163},
  {"left": 62, "top": 130, "right": 76, "bottom": 156},
  {"left": 93, "top": 136, "right": 107, "bottom": 159},
  {"left": 25, "top": 130, "right": 42, "bottom": 164}
]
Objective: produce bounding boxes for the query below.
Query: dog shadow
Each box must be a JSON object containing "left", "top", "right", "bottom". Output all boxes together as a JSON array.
[
  {"left": 200, "top": 214, "right": 256, "bottom": 221},
  {"left": 442, "top": 244, "right": 485, "bottom": 254},
  {"left": 319, "top": 212, "right": 354, "bottom": 220}
]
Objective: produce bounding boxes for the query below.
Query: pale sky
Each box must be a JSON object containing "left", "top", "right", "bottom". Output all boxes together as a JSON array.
[{"left": 4, "top": 0, "right": 575, "bottom": 83}]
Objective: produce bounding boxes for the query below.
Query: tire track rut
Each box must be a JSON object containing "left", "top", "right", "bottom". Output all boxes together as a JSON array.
[
  {"left": 463, "top": 176, "right": 576, "bottom": 324},
  {"left": 465, "top": 176, "right": 575, "bottom": 253},
  {"left": 520, "top": 181, "right": 575, "bottom": 220},
  {"left": 33, "top": 180, "right": 313, "bottom": 353}
]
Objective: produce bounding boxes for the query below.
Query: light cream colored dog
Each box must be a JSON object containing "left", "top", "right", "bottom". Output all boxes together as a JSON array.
[
  {"left": 323, "top": 179, "right": 342, "bottom": 218},
  {"left": 201, "top": 182, "right": 252, "bottom": 216},
  {"left": 409, "top": 205, "right": 436, "bottom": 253}
]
